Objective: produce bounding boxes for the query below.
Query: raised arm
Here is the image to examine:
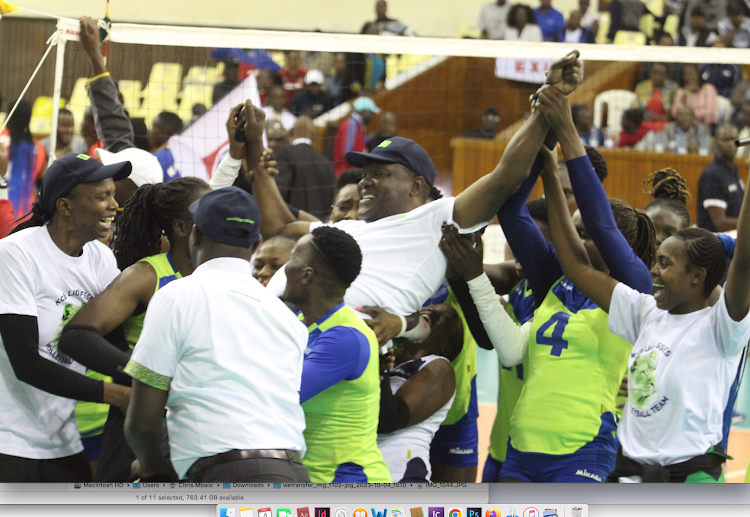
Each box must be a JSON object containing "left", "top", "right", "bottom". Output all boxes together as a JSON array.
[
  {"left": 453, "top": 51, "right": 582, "bottom": 229},
  {"left": 538, "top": 146, "right": 618, "bottom": 312},
  {"left": 724, "top": 166, "right": 750, "bottom": 321},
  {"left": 80, "top": 17, "right": 134, "bottom": 153},
  {"left": 537, "top": 86, "right": 653, "bottom": 294},
  {"left": 242, "top": 101, "right": 312, "bottom": 238}
]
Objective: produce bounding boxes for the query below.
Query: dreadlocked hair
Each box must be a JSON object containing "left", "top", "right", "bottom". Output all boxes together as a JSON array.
[
  {"left": 643, "top": 168, "right": 692, "bottom": 228},
  {"left": 610, "top": 198, "right": 657, "bottom": 269},
  {"left": 310, "top": 226, "right": 362, "bottom": 287},
  {"left": 8, "top": 202, "right": 49, "bottom": 234},
  {"left": 673, "top": 228, "right": 726, "bottom": 299},
  {"left": 113, "top": 177, "right": 209, "bottom": 270}
]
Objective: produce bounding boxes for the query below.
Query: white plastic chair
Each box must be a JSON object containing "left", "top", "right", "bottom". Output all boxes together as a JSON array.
[{"left": 594, "top": 89, "right": 638, "bottom": 135}]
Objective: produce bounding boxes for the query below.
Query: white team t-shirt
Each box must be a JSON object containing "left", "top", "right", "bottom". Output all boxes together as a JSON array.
[
  {"left": 377, "top": 355, "right": 455, "bottom": 482},
  {"left": 267, "top": 197, "right": 488, "bottom": 315},
  {"left": 127, "top": 258, "right": 309, "bottom": 479},
  {"left": 0, "top": 226, "right": 119, "bottom": 459},
  {"left": 609, "top": 283, "right": 750, "bottom": 465}
]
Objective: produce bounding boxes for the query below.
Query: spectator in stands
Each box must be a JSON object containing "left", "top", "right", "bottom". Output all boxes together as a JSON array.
[
  {"left": 348, "top": 24, "right": 387, "bottom": 95},
  {"left": 266, "top": 119, "right": 290, "bottom": 156},
  {"left": 191, "top": 103, "right": 207, "bottom": 122},
  {"left": 572, "top": 104, "right": 603, "bottom": 147},
  {"left": 275, "top": 116, "right": 335, "bottom": 221},
  {"left": 289, "top": 70, "right": 334, "bottom": 119},
  {"left": 564, "top": 10, "right": 596, "bottom": 43},
  {"left": 697, "top": 123, "right": 744, "bottom": 231},
  {"left": 257, "top": 69, "right": 283, "bottom": 107},
  {"left": 463, "top": 107, "right": 502, "bottom": 139},
  {"left": 0, "top": 99, "right": 46, "bottom": 218},
  {"left": 617, "top": 108, "right": 649, "bottom": 148},
  {"left": 701, "top": 61, "right": 742, "bottom": 99},
  {"left": 579, "top": 0, "right": 600, "bottom": 33},
  {"left": 212, "top": 59, "right": 241, "bottom": 105},
  {"left": 374, "top": 0, "right": 416, "bottom": 36},
  {"left": 0, "top": 144, "right": 13, "bottom": 239},
  {"left": 679, "top": 7, "right": 718, "bottom": 46},
  {"left": 735, "top": 101, "right": 750, "bottom": 158},
  {"left": 280, "top": 51, "right": 309, "bottom": 106},
  {"left": 326, "top": 53, "right": 351, "bottom": 105},
  {"left": 478, "top": 0, "right": 512, "bottom": 40},
  {"left": 684, "top": 0, "right": 726, "bottom": 33},
  {"left": 333, "top": 96, "right": 380, "bottom": 176},
  {"left": 367, "top": 112, "right": 398, "bottom": 151},
  {"left": 263, "top": 85, "right": 297, "bottom": 132},
  {"left": 638, "top": 106, "right": 711, "bottom": 153},
  {"left": 634, "top": 62, "right": 679, "bottom": 132},
  {"left": 607, "top": 0, "right": 650, "bottom": 42},
  {"left": 505, "top": 5, "right": 543, "bottom": 41},
  {"left": 665, "top": 0, "right": 687, "bottom": 18},
  {"left": 535, "top": 0, "right": 565, "bottom": 41},
  {"left": 149, "top": 112, "right": 183, "bottom": 153},
  {"left": 672, "top": 63, "right": 719, "bottom": 126},
  {"left": 718, "top": 1, "right": 750, "bottom": 48},
  {"left": 81, "top": 109, "right": 100, "bottom": 156},
  {"left": 40, "top": 108, "right": 87, "bottom": 161},
  {"left": 304, "top": 51, "right": 334, "bottom": 81}
]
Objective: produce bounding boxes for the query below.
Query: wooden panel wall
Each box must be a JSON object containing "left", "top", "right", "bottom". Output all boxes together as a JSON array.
[{"left": 452, "top": 137, "right": 733, "bottom": 225}]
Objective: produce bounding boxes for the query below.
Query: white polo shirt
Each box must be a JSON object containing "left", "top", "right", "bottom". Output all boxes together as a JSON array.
[
  {"left": 609, "top": 283, "right": 750, "bottom": 465},
  {"left": 0, "top": 226, "right": 119, "bottom": 459},
  {"left": 267, "top": 197, "right": 489, "bottom": 315},
  {"left": 125, "top": 257, "right": 308, "bottom": 479}
]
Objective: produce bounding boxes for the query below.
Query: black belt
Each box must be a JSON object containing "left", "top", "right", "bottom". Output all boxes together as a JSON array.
[
  {"left": 188, "top": 449, "right": 301, "bottom": 477},
  {"left": 609, "top": 445, "right": 730, "bottom": 483}
]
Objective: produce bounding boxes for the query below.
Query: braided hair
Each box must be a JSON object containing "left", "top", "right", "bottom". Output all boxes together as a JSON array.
[
  {"left": 585, "top": 146, "right": 609, "bottom": 183},
  {"left": 673, "top": 227, "right": 726, "bottom": 298},
  {"left": 310, "top": 226, "right": 362, "bottom": 287},
  {"left": 610, "top": 198, "right": 657, "bottom": 269},
  {"left": 112, "top": 177, "right": 209, "bottom": 270},
  {"left": 643, "top": 168, "right": 692, "bottom": 228}
]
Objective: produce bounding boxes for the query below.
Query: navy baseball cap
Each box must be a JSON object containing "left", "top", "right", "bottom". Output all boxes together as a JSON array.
[
  {"left": 39, "top": 153, "right": 132, "bottom": 216},
  {"left": 189, "top": 186, "right": 261, "bottom": 248},
  {"left": 345, "top": 137, "right": 437, "bottom": 186}
]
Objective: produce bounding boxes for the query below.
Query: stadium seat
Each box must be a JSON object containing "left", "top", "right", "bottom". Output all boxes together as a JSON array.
[
  {"left": 184, "top": 66, "right": 220, "bottom": 86},
  {"left": 663, "top": 14, "right": 680, "bottom": 40},
  {"left": 613, "top": 31, "right": 647, "bottom": 46},
  {"left": 597, "top": 13, "right": 611, "bottom": 44},
  {"left": 148, "top": 63, "right": 183, "bottom": 90},
  {"left": 594, "top": 89, "right": 637, "bottom": 135},
  {"left": 29, "top": 96, "right": 67, "bottom": 137},
  {"left": 132, "top": 83, "right": 180, "bottom": 127},
  {"left": 717, "top": 95, "right": 734, "bottom": 124},
  {"left": 639, "top": 14, "right": 655, "bottom": 41},
  {"left": 642, "top": 0, "right": 664, "bottom": 17},
  {"left": 67, "top": 78, "right": 89, "bottom": 135},
  {"left": 177, "top": 84, "right": 214, "bottom": 122},
  {"left": 117, "top": 79, "right": 143, "bottom": 111},
  {"left": 385, "top": 54, "right": 400, "bottom": 80}
]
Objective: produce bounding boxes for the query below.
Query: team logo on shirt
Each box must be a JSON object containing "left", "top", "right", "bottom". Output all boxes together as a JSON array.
[{"left": 629, "top": 350, "right": 658, "bottom": 409}]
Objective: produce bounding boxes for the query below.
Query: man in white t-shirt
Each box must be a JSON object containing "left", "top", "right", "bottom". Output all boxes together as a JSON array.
[
  {"left": 124, "top": 187, "right": 309, "bottom": 482},
  {"left": 479, "top": 0, "right": 513, "bottom": 40}
]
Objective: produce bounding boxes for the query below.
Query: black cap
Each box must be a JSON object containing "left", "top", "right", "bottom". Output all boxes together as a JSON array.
[
  {"left": 39, "top": 153, "right": 132, "bottom": 217},
  {"left": 345, "top": 137, "right": 437, "bottom": 186},
  {"left": 189, "top": 186, "right": 261, "bottom": 248}
]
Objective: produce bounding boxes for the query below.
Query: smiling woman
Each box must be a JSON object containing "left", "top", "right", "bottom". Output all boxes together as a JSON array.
[{"left": 0, "top": 153, "right": 133, "bottom": 482}]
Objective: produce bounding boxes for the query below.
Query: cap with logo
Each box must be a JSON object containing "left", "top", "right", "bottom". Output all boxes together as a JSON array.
[
  {"left": 345, "top": 136, "right": 437, "bottom": 186},
  {"left": 188, "top": 186, "right": 261, "bottom": 248},
  {"left": 96, "top": 147, "right": 163, "bottom": 187},
  {"left": 39, "top": 152, "right": 132, "bottom": 218},
  {"left": 305, "top": 69, "right": 326, "bottom": 85},
  {"left": 352, "top": 96, "right": 381, "bottom": 114}
]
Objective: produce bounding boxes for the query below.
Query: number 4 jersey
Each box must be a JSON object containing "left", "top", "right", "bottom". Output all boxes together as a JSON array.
[{"left": 509, "top": 276, "right": 631, "bottom": 456}]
